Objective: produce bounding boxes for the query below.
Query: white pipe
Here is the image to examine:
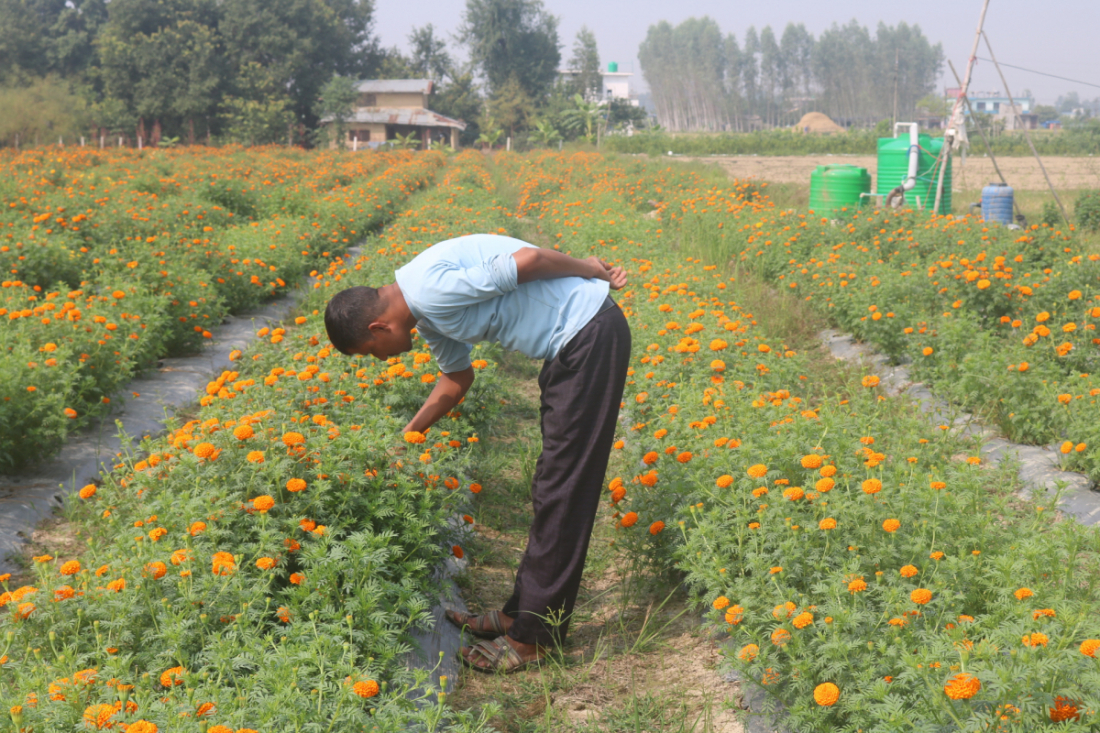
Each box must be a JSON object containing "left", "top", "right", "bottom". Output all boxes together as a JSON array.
[{"left": 887, "top": 122, "right": 920, "bottom": 207}]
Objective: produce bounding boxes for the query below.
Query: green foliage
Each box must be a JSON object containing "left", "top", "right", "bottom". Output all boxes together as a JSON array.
[
  {"left": 408, "top": 23, "right": 452, "bottom": 82},
  {"left": 1074, "top": 190, "right": 1100, "bottom": 232},
  {"left": 486, "top": 77, "right": 536, "bottom": 136},
  {"left": 528, "top": 119, "right": 562, "bottom": 147},
  {"left": 0, "top": 76, "right": 90, "bottom": 146},
  {"left": 312, "top": 75, "right": 358, "bottom": 150},
  {"left": 459, "top": 0, "right": 561, "bottom": 101},
  {"left": 1041, "top": 200, "right": 1063, "bottom": 228},
  {"left": 432, "top": 67, "right": 484, "bottom": 146},
  {"left": 560, "top": 93, "right": 602, "bottom": 143},
  {"left": 220, "top": 62, "right": 293, "bottom": 146},
  {"left": 565, "top": 25, "right": 600, "bottom": 99}
]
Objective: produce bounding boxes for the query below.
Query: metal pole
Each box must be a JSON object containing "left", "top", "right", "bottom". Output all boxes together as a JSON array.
[
  {"left": 934, "top": 0, "right": 992, "bottom": 215},
  {"left": 947, "top": 59, "right": 1023, "bottom": 222},
  {"left": 982, "top": 31, "right": 1070, "bottom": 228}
]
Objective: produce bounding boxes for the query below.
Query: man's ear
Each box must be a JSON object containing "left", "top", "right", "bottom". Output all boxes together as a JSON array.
[{"left": 367, "top": 320, "right": 390, "bottom": 336}]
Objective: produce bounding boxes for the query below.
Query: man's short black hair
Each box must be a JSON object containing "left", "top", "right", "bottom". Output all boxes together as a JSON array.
[{"left": 324, "top": 286, "right": 385, "bottom": 355}]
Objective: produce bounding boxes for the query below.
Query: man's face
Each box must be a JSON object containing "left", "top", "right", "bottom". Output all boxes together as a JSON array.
[{"left": 353, "top": 326, "right": 413, "bottom": 361}]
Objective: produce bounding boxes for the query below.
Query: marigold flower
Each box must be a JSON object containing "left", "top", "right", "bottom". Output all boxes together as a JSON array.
[
  {"left": 738, "top": 643, "right": 758, "bottom": 661},
  {"left": 930, "top": 551, "right": 945, "bottom": 560},
  {"left": 813, "top": 682, "right": 839, "bottom": 707},
  {"left": 1021, "top": 632, "right": 1048, "bottom": 647},
  {"left": 620, "top": 511, "right": 638, "bottom": 528},
  {"left": 922, "top": 347, "right": 934, "bottom": 356},
  {"left": 861, "top": 478, "right": 882, "bottom": 494},
  {"left": 943, "top": 673, "right": 980, "bottom": 700},
  {"left": 888, "top": 617, "right": 907, "bottom": 627},
  {"left": 911, "top": 588, "right": 932, "bottom": 605},
  {"left": 882, "top": 518, "right": 900, "bottom": 533},
  {"left": 251, "top": 495, "right": 275, "bottom": 513},
  {"left": 1050, "top": 697, "right": 1080, "bottom": 722},
  {"left": 170, "top": 549, "right": 190, "bottom": 566},
  {"left": 211, "top": 552, "right": 236, "bottom": 576},
  {"left": 233, "top": 425, "right": 254, "bottom": 440},
  {"left": 676, "top": 451, "right": 692, "bottom": 463},
  {"left": 782, "top": 486, "right": 804, "bottom": 501},
  {"left": 404, "top": 430, "right": 426, "bottom": 444},
  {"left": 800, "top": 454, "right": 822, "bottom": 469},
  {"left": 820, "top": 465, "right": 837, "bottom": 477},
  {"left": 106, "top": 578, "right": 126, "bottom": 592},
  {"left": 713, "top": 596, "right": 730, "bottom": 610},
  {"left": 245, "top": 450, "right": 265, "bottom": 464},
  {"left": 847, "top": 578, "right": 867, "bottom": 593},
  {"left": 649, "top": 520, "right": 665, "bottom": 535},
  {"left": 79, "top": 484, "right": 97, "bottom": 499},
  {"left": 770, "top": 566, "right": 783, "bottom": 575},
  {"left": 771, "top": 628, "right": 791, "bottom": 646},
  {"left": 1014, "top": 587, "right": 1034, "bottom": 601},
  {"left": 255, "top": 557, "right": 275, "bottom": 570},
  {"left": 792, "top": 612, "right": 813, "bottom": 629},
  {"left": 715, "top": 474, "right": 733, "bottom": 488},
  {"left": 930, "top": 481, "right": 946, "bottom": 490},
  {"left": 160, "top": 666, "right": 185, "bottom": 687},
  {"left": 60, "top": 560, "right": 81, "bottom": 576},
  {"left": 282, "top": 431, "right": 305, "bottom": 446},
  {"left": 900, "top": 565, "right": 918, "bottom": 578},
  {"left": 747, "top": 464, "right": 768, "bottom": 478},
  {"left": 193, "top": 442, "right": 217, "bottom": 459},
  {"left": 289, "top": 572, "right": 305, "bottom": 585},
  {"left": 452, "top": 545, "right": 464, "bottom": 559},
  {"left": 354, "top": 680, "right": 380, "bottom": 698},
  {"left": 643, "top": 451, "right": 659, "bottom": 465},
  {"left": 189, "top": 521, "right": 206, "bottom": 536},
  {"left": 814, "top": 477, "right": 835, "bottom": 493},
  {"left": 725, "top": 605, "right": 743, "bottom": 624},
  {"left": 286, "top": 478, "right": 307, "bottom": 492},
  {"left": 148, "top": 527, "right": 167, "bottom": 542},
  {"left": 83, "top": 703, "right": 117, "bottom": 729},
  {"left": 819, "top": 518, "right": 836, "bottom": 530},
  {"left": 1079, "top": 639, "right": 1100, "bottom": 657},
  {"left": 861, "top": 375, "right": 880, "bottom": 388},
  {"left": 145, "top": 561, "right": 167, "bottom": 579}
]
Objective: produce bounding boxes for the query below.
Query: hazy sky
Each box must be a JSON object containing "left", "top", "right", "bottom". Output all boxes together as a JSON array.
[{"left": 373, "top": 0, "right": 1100, "bottom": 105}]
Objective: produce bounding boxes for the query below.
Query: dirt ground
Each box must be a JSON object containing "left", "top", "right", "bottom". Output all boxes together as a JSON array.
[{"left": 678, "top": 155, "right": 1100, "bottom": 192}]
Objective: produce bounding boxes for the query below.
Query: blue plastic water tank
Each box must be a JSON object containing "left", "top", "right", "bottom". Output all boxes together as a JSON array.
[{"left": 981, "top": 183, "right": 1014, "bottom": 225}]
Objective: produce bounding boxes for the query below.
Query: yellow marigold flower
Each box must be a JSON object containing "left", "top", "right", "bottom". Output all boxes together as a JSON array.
[
  {"left": 404, "top": 431, "right": 426, "bottom": 444},
  {"left": 861, "top": 478, "right": 882, "bottom": 494},
  {"left": 813, "top": 682, "right": 839, "bottom": 707},
  {"left": 712, "top": 596, "right": 730, "bottom": 610},
  {"left": 286, "top": 478, "right": 307, "bottom": 492},
  {"left": 943, "top": 673, "right": 980, "bottom": 700},
  {"left": 792, "top": 612, "right": 813, "bottom": 629},
  {"left": 801, "top": 454, "right": 823, "bottom": 469},
  {"left": 1014, "top": 587, "right": 1034, "bottom": 601},
  {"left": 911, "top": 588, "right": 932, "bottom": 605},
  {"left": 882, "top": 518, "right": 901, "bottom": 533},
  {"left": 900, "top": 565, "right": 918, "bottom": 578},
  {"left": 738, "top": 643, "right": 758, "bottom": 661},
  {"left": 747, "top": 464, "right": 768, "bottom": 478}
]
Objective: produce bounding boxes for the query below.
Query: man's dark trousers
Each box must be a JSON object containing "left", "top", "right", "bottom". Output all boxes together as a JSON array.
[{"left": 502, "top": 300, "right": 631, "bottom": 647}]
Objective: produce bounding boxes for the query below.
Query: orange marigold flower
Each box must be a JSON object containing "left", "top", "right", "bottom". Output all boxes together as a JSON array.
[
  {"left": 725, "top": 605, "right": 743, "bottom": 625},
  {"left": 882, "top": 518, "right": 901, "bottom": 533},
  {"left": 452, "top": 545, "right": 464, "bottom": 559},
  {"left": 649, "top": 520, "right": 665, "bottom": 535},
  {"left": 106, "top": 578, "right": 126, "bottom": 592},
  {"left": 59, "top": 560, "right": 81, "bottom": 576},
  {"left": 643, "top": 451, "right": 659, "bottom": 465},
  {"left": 233, "top": 425, "right": 254, "bottom": 440},
  {"left": 211, "top": 552, "right": 236, "bottom": 576},
  {"left": 813, "top": 682, "right": 839, "bottom": 707},
  {"left": 353, "top": 680, "right": 380, "bottom": 698},
  {"left": 1033, "top": 608, "right": 1055, "bottom": 619},
  {"left": 404, "top": 430, "right": 426, "bottom": 444},
  {"left": 251, "top": 495, "right": 275, "bottom": 513},
  {"left": 900, "top": 565, "right": 918, "bottom": 578},
  {"left": 189, "top": 521, "right": 206, "bottom": 536},
  {"left": 815, "top": 477, "right": 835, "bottom": 492},
  {"left": 1079, "top": 639, "right": 1100, "bottom": 657},
  {"left": 1050, "top": 697, "right": 1081, "bottom": 722},
  {"left": 819, "top": 518, "right": 836, "bottom": 530},
  {"left": 771, "top": 628, "right": 791, "bottom": 647},
  {"left": 715, "top": 474, "right": 733, "bottom": 488},
  {"left": 282, "top": 431, "right": 305, "bottom": 447},
  {"left": 1014, "top": 587, "right": 1034, "bottom": 601},
  {"left": 713, "top": 596, "right": 730, "bottom": 610},
  {"left": 286, "top": 478, "right": 307, "bottom": 492},
  {"left": 861, "top": 478, "right": 882, "bottom": 494},
  {"left": 148, "top": 527, "right": 167, "bottom": 542},
  {"left": 911, "top": 588, "right": 932, "bottom": 605},
  {"left": 861, "top": 375, "right": 880, "bottom": 388},
  {"left": 848, "top": 578, "right": 867, "bottom": 593},
  {"left": 159, "top": 666, "right": 185, "bottom": 688},
  {"left": 193, "top": 442, "right": 217, "bottom": 459},
  {"left": 246, "top": 450, "right": 265, "bottom": 463},
  {"left": 792, "top": 612, "right": 813, "bottom": 629},
  {"left": 79, "top": 484, "right": 97, "bottom": 499},
  {"left": 773, "top": 601, "right": 796, "bottom": 619},
  {"left": 83, "top": 703, "right": 118, "bottom": 729},
  {"left": 289, "top": 573, "right": 305, "bottom": 585},
  {"left": 820, "top": 465, "right": 837, "bottom": 477},
  {"left": 747, "top": 464, "right": 768, "bottom": 478},
  {"left": 170, "top": 549, "right": 191, "bottom": 566},
  {"left": 676, "top": 451, "right": 692, "bottom": 463},
  {"left": 943, "top": 673, "right": 980, "bottom": 700},
  {"left": 770, "top": 566, "right": 783, "bottom": 575},
  {"left": 738, "top": 643, "right": 759, "bottom": 661},
  {"left": 620, "top": 511, "right": 639, "bottom": 528},
  {"left": 800, "top": 454, "right": 823, "bottom": 469},
  {"left": 782, "top": 486, "right": 804, "bottom": 501},
  {"left": 469, "top": 482, "right": 483, "bottom": 493},
  {"left": 255, "top": 557, "right": 275, "bottom": 570},
  {"left": 1022, "top": 632, "right": 1048, "bottom": 648},
  {"left": 144, "top": 561, "right": 167, "bottom": 579}
]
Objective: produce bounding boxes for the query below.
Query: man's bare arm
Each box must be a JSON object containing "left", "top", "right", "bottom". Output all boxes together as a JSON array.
[
  {"left": 402, "top": 367, "right": 475, "bottom": 435},
  {"left": 512, "top": 247, "right": 627, "bottom": 289}
]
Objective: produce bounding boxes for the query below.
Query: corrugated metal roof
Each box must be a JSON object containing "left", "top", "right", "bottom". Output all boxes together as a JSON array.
[
  {"left": 356, "top": 79, "right": 433, "bottom": 94},
  {"left": 347, "top": 108, "right": 466, "bottom": 130}
]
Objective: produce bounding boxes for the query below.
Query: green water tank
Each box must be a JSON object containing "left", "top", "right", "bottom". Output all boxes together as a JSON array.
[
  {"left": 808, "top": 164, "right": 872, "bottom": 216},
  {"left": 608, "top": 61, "right": 618, "bottom": 72},
  {"left": 875, "top": 134, "right": 952, "bottom": 214}
]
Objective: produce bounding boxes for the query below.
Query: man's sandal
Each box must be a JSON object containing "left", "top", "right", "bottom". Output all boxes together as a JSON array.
[
  {"left": 461, "top": 636, "right": 538, "bottom": 673},
  {"left": 444, "top": 609, "right": 507, "bottom": 639}
]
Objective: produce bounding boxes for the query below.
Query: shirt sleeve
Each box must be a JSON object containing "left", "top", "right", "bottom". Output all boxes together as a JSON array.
[
  {"left": 416, "top": 322, "right": 473, "bottom": 374},
  {"left": 418, "top": 251, "right": 520, "bottom": 315}
]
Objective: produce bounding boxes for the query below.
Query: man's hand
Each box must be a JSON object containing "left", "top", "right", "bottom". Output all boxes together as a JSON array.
[{"left": 585, "top": 256, "right": 627, "bottom": 290}]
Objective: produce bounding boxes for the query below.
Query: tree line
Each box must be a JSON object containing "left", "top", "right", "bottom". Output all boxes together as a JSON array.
[{"left": 639, "top": 17, "right": 944, "bottom": 132}]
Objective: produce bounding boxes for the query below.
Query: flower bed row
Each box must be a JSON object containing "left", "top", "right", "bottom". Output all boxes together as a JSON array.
[
  {"left": 672, "top": 197, "right": 1100, "bottom": 481},
  {"left": 0, "top": 147, "right": 441, "bottom": 469},
  {"left": 498, "top": 152, "right": 1100, "bottom": 731},
  {"left": 0, "top": 151, "right": 510, "bottom": 732}
]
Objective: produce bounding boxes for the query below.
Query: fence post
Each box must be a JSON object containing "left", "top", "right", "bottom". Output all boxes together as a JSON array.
[
  {"left": 138, "top": 136, "right": 143, "bottom": 150},
  {"left": 80, "top": 136, "right": 85, "bottom": 147}
]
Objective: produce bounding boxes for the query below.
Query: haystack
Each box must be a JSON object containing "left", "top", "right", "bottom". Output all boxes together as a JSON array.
[{"left": 794, "top": 112, "right": 845, "bottom": 134}]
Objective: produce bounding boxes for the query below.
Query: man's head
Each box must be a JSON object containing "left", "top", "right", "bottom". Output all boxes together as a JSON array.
[{"left": 324, "top": 285, "right": 413, "bottom": 360}]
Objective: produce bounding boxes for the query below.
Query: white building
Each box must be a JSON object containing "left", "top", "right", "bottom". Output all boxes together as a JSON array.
[{"left": 559, "top": 63, "right": 640, "bottom": 106}]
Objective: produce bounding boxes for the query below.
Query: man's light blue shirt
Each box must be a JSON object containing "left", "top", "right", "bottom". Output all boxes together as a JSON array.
[{"left": 394, "top": 235, "right": 609, "bottom": 373}]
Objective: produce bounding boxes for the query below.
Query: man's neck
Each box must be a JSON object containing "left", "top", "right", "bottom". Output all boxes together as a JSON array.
[{"left": 381, "top": 282, "right": 418, "bottom": 330}]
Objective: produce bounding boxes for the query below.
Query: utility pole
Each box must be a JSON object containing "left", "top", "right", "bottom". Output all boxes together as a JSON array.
[
  {"left": 893, "top": 48, "right": 900, "bottom": 129},
  {"left": 982, "top": 31, "right": 1070, "bottom": 227}
]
